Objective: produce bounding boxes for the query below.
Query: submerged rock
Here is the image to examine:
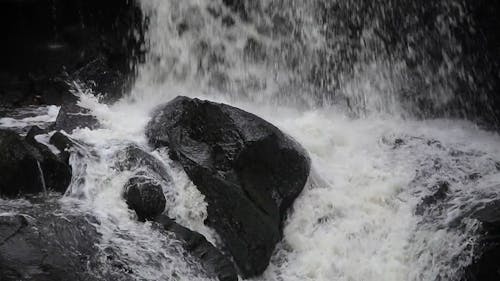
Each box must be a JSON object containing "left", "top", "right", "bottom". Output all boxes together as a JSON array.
[
  {"left": 115, "top": 145, "right": 172, "bottom": 221},
  {"left": 462, "top": 199, "right": 500, "bottom": 281},
  {"left": 154, "top": 215, "right": 238, "bottom": 281},
  {"left": 124, "top": 176, "right": 166, "bottom": 221},
  {"left": 146, "top": 96, "right": 310, "bottom": 277},
  {"left": 115, "top": 145, "right": 172, "bottom": 183},
  {"left": 54, "top": 103, "right": 99, "bottom": 132},
  {"left": 0, "top": 129, "right": 71, "bottom": 197},
  {"left": 415, "top": 181, "right": 450, "bottom": 215}
]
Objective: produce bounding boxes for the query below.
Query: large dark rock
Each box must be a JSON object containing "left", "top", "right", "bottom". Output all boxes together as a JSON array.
[
  {"left": 0, "top": 129, "right": 71, "bottom": 197},
  {"left": 54, "top": 103, "right": 99, "bottom": 132},
  {"left": 154, "top": 215, "right": 238, "bottom": 281},
  {"left": 146, "top": 96, "right": 310, "bottom": 277},
  {"left": 124, "top": 176, "right": 166, "bottom": 221},
  {"left": 462, "top": 199, "right": 500, "bottom": 281},
  {"left": 0, "top": 213, "right": 100, "bottom": 281}
]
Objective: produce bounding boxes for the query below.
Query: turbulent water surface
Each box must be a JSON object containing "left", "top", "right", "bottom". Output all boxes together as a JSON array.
[{"left": 2, "top": 0, "right": 500, "bottom": 280}]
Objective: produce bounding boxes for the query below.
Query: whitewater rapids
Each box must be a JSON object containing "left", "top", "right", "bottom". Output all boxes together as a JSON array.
[{"left": 3, "top": 86, "right": 497, "bottom": 281}]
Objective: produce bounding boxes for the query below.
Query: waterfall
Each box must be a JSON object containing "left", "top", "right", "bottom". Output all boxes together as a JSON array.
[
  {"left": 132, "top": 0, "right": 496, "bottom": 122},
  {"left": 62, "top": 1, "right": 500, "bottom": 280},
  {"left": 1, "top": 0, "right": 499, "bottom": 280}
]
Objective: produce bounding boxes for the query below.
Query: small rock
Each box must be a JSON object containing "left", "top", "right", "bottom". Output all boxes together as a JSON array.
[
  {"left": 124, "top": 176, "right": 166, "bottom": 221},
  {"left": 49, "top": 131, "right": 83, "bottom": 163}
]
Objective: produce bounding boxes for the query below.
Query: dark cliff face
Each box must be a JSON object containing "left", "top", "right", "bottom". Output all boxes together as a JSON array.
[{"left": 0, "top": 0, "right": 145, "bottom": 107}]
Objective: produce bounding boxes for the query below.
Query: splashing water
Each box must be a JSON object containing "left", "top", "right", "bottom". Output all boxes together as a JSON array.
[{"left": 1, "top": 0, "right": 500, "bottom": 280}]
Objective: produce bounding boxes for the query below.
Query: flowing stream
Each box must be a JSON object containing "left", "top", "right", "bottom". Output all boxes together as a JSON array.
[{"left": 2, "top": 0, "right": 500, "bottom": 280}]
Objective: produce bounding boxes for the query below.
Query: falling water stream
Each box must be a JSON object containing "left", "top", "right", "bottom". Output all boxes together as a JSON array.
[{"left": 1, "top": 0, "right": 500, "bottom": 280}]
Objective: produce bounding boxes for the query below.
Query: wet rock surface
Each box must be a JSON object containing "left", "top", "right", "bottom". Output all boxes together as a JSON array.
[
  {"left": 49, "top": 131, "right": 79, "bottom": 163},
  {"left": 116, "top": 145, "right": 173, "bottom": 221},
  {"left": 462, "top": 199, "right": 500, "bottom": 281},
  {"left": 0, "top": 129, "right": 71, "bottom": 197},
  {"left": 115, "top": 145, "right": 173, "bottom": 183},
  {"left": 154, "top": 215, "right": 238, "bottom": 281},
  {"left": 147, "top": 96, "right": 311, "bottom": 277},
  {"left": 124, "top": 176, "right": 166, "bottom": 221},
  {"left": 54, "top": 103, "right": 99, "bottom": 132},
  {"left": 25, "top": 125, "right": 49, "bottom": 142},
  {"left": 114, "top": 144, "right": 238, "bottom": 280},
  {"left": 388, "top": 135, "right": 500, "bottom": 281},
  {"left": 0, "top": 212, "right": 100, "bottom": 281}
]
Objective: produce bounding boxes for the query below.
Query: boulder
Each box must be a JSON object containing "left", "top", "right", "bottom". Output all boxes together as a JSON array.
[
  {"left": 146, "top": 96, "right": 310, "bottom": 276},
  {"left": 115, "top": 145, "right": 173, "bottom": 221},
  {"left": 462, "top": 199, "right": 500, "bottom": 281},
  {"left": 54, "top": 103, "right": 99, "bottom": 132},
  {"left": 0, "top": 213, "right": 101, "bottom": 281},
  {"left": 154, "top": 215, "right": 238, "bottom": 281},
  {"left": 0, "top": 129, "right": 71, "bottom": 197},
  {"left": 124, "top": 176, "right": 166, "bottom": 221}
]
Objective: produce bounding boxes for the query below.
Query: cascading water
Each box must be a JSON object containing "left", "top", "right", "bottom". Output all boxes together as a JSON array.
[{"left": 1, "top": 0, "right": 500, "bottom": 280}]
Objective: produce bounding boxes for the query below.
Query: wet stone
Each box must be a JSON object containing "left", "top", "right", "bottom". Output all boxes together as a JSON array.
[{"left": 146, "top": 96, "right": 310, "bottom": 277}]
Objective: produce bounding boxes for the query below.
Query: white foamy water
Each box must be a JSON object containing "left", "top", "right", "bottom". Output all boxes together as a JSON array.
[{"left": 60, "top": 83, "right": 499, "bottom": 281}]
